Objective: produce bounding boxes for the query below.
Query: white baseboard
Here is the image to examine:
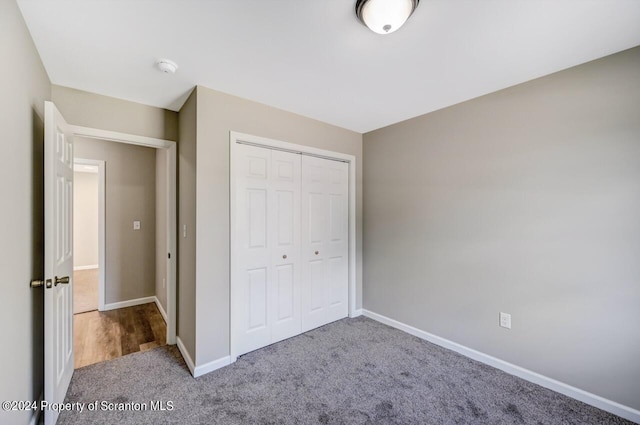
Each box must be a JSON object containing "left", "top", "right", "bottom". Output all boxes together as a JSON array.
[
  {"left": 193, "top": 356, "right": 232, "bottom": 378},
  {"left": 176, "top": 336, "right": 196, "bottom": 376},
  {"left": 73, "top": 264, "right": 98, "bottom": 271},
  {"left": 29, "top": 392, "right": 43, "bottom": 425},
  {"left": 175, "top": 336, "right": 230, "bottom": 378},
  {"left": 102, "top": 296, "right": 156, "bottom": 311},
  {"left": 153, "top": 296, "right": 168, "bottom": 324},
  {"left": 362, "top": 309, "right": 640, "bottom": 424},
  {"left": 351, "top": 308, "right": 363, "bottom": 318}
]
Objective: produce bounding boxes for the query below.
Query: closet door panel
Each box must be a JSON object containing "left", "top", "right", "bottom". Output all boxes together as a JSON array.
[
  {"left": 269, "top": 150, "right": 302, "bottom": 343},
  {"left": 301, "top": 156, "right": 326, "bottom": 331},
  {"left": 247, "top": 268, "right": 268, "bottom": 330},
  {"left": 325, "top": 160, "right": 349, "bottom": 322},
  {"left": 301, "top": 156, "right": 348, "bottom": 331},
  {"left": 234, "top": 144, "right": 272, "bottom": 355}
]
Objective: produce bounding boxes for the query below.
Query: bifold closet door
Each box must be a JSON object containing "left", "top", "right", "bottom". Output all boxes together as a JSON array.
[
  {"left": 301, "top": 155, "right": 349, "bottom": 332},
  {"left": 233, "top": 144, "right": 301, "bottom": 356}
]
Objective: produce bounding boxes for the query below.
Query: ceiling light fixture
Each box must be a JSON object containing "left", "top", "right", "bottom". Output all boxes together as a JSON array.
[
  {"left": 157, "top": 59, "right": 178, "bottom": 74},
  {"left": 355, "top": 0, "right": 419, "bottom": 35}
]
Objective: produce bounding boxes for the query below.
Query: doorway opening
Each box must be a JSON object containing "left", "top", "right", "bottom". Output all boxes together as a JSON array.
[
  {"left": 42, "top": 102, "right": 178, "bottom": 423},
  {"left": 73, "top": 159, "right": 103, "bottom": 315},
  {"left": 70, "top": 130, "right": 177, "bottom": 369}
]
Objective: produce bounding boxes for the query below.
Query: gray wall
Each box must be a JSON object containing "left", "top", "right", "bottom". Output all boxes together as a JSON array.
[
  {"left": 75, "top": 137, "right": 157, "bottom": 304},
  {"left": 0, "top": 1, "right": 50, "bottom": 424},
  {"left": 178, "top": 89, "right": 197, "bottom": 359},
  {"left": 155, "top": 148, "right": 168, "bottom": 312},
  {"left": 73, "top": 170, "right": 99, "bottom": 267},
  {"left": 52, "top": 85, "right": 178, "bottom": 141},
  {"left": 193, "top": 86, "right": 363, "bottom": 365},
  {"left": 363, "top": 47, "right": 640, "bottom": 410}
]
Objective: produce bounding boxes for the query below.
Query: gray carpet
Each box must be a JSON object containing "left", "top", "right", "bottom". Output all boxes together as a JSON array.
[{"left": 59, "top": 317, "right": 632, "bottom": 424}]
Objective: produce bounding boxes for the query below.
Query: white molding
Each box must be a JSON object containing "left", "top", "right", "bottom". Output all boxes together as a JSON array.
[
  {"left": 348, "top": 157, "right": 357, "bottom": 319},
  {"left": 154, "top": 296, "right": 168, "bottom": 324},
  {"left": 193, "top": 356, "right": 233, "bottom": 378},
  {"left": 175, "top": 337, "right": 230, "bottom": 379},
  {"left": 176, "top": 336, "right": 195, "bottom": 376},
  {"left": 362, "top": 309, "right": 640, "bottom": 424},
  {"left": 165, "top": 143, "right": 177, "bottom": 345},
  {"left": 351, "top": 308, "right": 363, "bottom": 318},
  {"left": 29, "top": 392, "right": 43, "bottom": 425},
  {"left": 73, "top": 264, "right": 98, "bottom": 271},
  {"left": 102, "top": 296, "right": 156, "bottom": 311},
  {"left": 231, "top": 131, "right": 357, "bottom": 162},
  {"left": 229, "top": 131, "right": 358, "bottom": 360},
  {"left": 70, "top": 125, "right": 174, "bottom": 149}
]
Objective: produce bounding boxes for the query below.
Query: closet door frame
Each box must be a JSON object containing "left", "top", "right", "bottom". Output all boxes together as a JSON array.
[{"left": 230, "top": 131, "right": 357, "bottom": 362}]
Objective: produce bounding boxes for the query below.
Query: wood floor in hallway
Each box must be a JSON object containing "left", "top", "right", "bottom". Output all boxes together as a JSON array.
[{"left": 74, "top": 302, "right": 166, "bottom": 369}]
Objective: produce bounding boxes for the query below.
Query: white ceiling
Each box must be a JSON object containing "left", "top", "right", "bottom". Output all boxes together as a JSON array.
[{"left": 17, "top": 0, "right": 640, "bottom": 133}]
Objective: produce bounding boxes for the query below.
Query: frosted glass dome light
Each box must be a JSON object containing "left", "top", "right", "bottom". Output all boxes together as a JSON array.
[{"left": 355, "top": 0, "right": 420, "bottom": 35}]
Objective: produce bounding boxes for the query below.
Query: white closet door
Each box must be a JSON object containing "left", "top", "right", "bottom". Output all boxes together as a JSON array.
[
  {"left": 269, "top": 150, "right": 302, "bottom": 343},
  {"left": 235, "top": 145, "right": 271, "bottom": 355},
  {"left": 233, "top": 144, "right": 301, "bottom": 356},
  {"left": 301, "top": 156, "right": 349, "bottom": 332}
]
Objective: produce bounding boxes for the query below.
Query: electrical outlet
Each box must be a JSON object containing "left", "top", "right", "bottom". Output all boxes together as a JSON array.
[
  {"left": 500, "top": 312, "right": 511, "bottom": 329},
  {"left": 133, "top": 220, "right": 141, "bottom": 230}
]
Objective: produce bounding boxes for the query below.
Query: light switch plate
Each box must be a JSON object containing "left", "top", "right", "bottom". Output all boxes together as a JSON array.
[
  {"left": 133, "top": 220, "right": 141, "bottom": 230},
  {"left": 500, "top": 312, "right": 511, "bottom": 329}
]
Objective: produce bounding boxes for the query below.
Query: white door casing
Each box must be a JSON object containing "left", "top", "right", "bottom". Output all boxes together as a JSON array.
[
  {"left": 69, "top": 125, "right": 178, "bottom": 345},
  {"left": 301, "top": 155, "right": 349, "bottom": 332},
  {"left": 44, "top": 101, "right": 75, "bottom": 425}
]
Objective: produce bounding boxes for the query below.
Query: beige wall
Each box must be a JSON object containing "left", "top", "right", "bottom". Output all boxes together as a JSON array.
[
  {"left": 75, "top": 137, "right": 157, "bottom": 304},
  {"left": 363, "top": 47, "right": 640, "bottom": 410},
  {"left": 52, "top": 85, "right": 178, "bottom": 141},
  {"left": 0, "top": 1, "right": 50, "bottom": 424},
  {"left": 178, "top": 89, "right": 197, "bottom": 359},
  {"left": 155, "top": 149, "right": 168, "bottom": 312},
  {"left": 193, "top": 86, "right": 363, "bottom": 365},
  {"left": 73, "top": 171, "right": 99, "bottom": 268}
]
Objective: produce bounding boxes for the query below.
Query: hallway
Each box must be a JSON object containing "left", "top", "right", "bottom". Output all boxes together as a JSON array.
[{"left": 74, "top": 303, "right": 166, "bottom": 369}]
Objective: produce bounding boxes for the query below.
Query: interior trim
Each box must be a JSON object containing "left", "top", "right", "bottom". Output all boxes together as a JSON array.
[
  {"left": 154, "top": 296, "right": 168, "bottom": 325},
  {"left": 176, "top": 336, "right": 195, "bottom": 376},
  {"left": 102, "top": 296, "right": 156, "bottom": 312}
]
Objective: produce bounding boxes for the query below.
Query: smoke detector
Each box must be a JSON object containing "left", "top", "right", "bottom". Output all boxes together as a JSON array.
[{"left": 156, "top": 59, "right": 178, "bottom": 74}]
